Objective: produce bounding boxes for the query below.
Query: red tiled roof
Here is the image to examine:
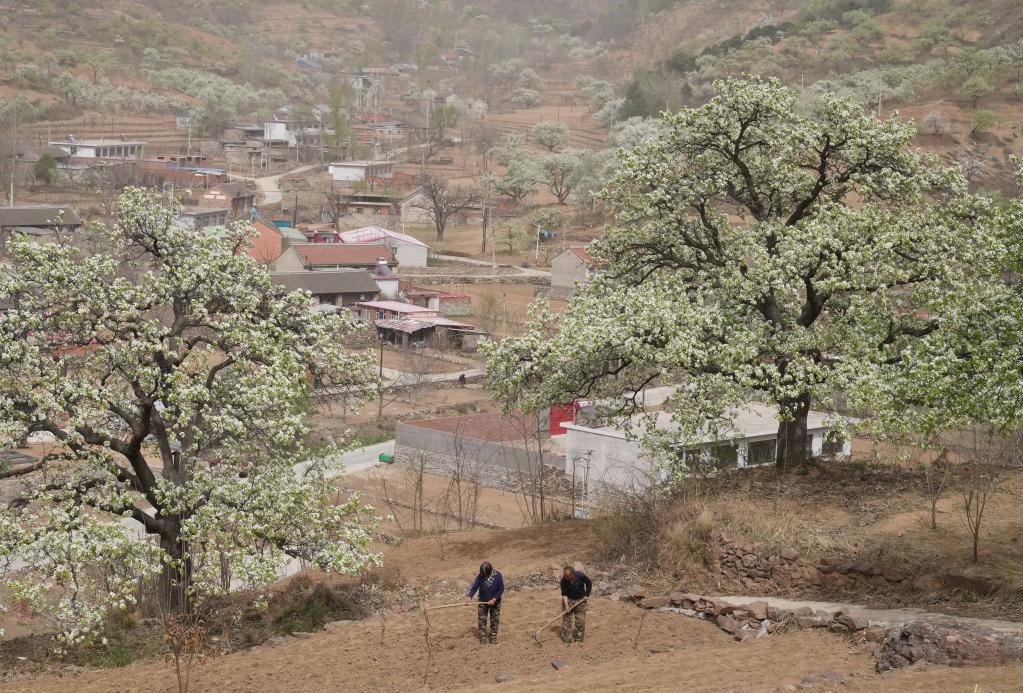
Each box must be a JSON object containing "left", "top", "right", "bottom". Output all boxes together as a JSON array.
[
  {"left": 405, "top": 412, "right": 539, "bottom": 442},
  {"left": 569, "top": 247, "right": 592, "bottom": 263},
  {"left": 293, "top": 243, "right": 392, "bottom": 266}
]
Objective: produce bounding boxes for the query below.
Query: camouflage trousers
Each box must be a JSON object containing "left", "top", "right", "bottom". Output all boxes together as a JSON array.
[
  {"left": 477, "top": 603, "right": 500, "bottom": 643},
  {"left": 561, "top": 599, "right": 587, "bottom": 642}
]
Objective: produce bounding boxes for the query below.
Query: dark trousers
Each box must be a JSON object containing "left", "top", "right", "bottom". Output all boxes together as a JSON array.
[
  {"left": 561, "top": 599, "right": 587, "bottom": 642},
  {"left": 478, "top": 602, "right": 500, "bottom": 643}
]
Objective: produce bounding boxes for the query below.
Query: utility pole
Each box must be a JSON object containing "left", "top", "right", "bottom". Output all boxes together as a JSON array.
[{"left": 8, "top": 101, "right": 20, "bottom": 207}]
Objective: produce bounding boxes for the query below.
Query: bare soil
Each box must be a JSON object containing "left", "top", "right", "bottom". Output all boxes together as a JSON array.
[{"left": 5, "top": 521, "right": 1023, "bottom": 692}]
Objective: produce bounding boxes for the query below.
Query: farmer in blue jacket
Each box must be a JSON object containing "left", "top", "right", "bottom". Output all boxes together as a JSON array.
[{"left": 466, "top": 561, "right": 504, "bottom": 644}]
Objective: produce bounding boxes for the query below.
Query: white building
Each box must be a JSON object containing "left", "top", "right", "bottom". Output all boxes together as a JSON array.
[
  {"left": 263, "top": 121, "right": 296, "bottom": 146},
  {"left": 328, "top": 160, "right": 394, "bottom": 184},
  {"left": 564, "top": 403, "right": 852, "bottom": 497},
  {"left": 50, "top": 138, "right": 146, "bottom": 160},
  {"left": 337, "top": 225, "right": 429, "bottom": 267}
]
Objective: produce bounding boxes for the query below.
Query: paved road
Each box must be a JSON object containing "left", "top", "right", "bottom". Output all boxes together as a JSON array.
[
  {"left": 313, "top": 439, "right": 394, "bottom": 479},
  {"left": 714, "top": 595, "right": 1023, "bottom": 635},
  {"left": 381, "top": 367, "right": 483, "bottom": 385}
]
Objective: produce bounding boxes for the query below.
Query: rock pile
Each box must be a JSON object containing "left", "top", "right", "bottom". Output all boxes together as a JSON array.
[
  {"left": 621, "top": 591, "right": 872, "bottom": 642},
  {"left": 875, "top": 618, "right": 1023, "bottom": 671}
]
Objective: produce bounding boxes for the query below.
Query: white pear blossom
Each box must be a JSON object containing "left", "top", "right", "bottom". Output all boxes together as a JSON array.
[
  {"left": 0, "top": 188, "right": 379, "bottom": 643},
  {"left": 484, "top": 77, "right": 1005, "bottom": 474}
]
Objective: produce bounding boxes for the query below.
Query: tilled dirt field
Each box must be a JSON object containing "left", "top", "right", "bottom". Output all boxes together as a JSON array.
[
  {"left": 6, "top": 509, "right": 1023, "bottom": 692},
  {"left": 6, "top": 588, "right": 1022, "bottom": 692}
]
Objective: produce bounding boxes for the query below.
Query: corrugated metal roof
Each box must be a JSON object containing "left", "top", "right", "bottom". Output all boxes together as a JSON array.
[
  {"left": 272, "top": 269, "right": 380, "bottom": 296},
  {"left": 0, "top": 206, "right": 81, "bottom": 228},
  {"left": 338, "top": 225, "right": 429, "bottom": 249}
]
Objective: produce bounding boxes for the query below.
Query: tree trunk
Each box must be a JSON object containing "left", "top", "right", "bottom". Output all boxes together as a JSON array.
[
  {"left": 775, "top": 394, "right": 810, "bottom": 473},
  {"left": 160, "top": 532, "right": 191, "bottom": 614}
]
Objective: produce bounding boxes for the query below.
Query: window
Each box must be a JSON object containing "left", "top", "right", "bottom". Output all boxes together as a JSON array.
[
  {"left": 747, "top": 440, "right": 775, "bottom": 467},
  {"left": 822, "top": 434, "right": 846, "bottom": 457},
  {"left": 709, "top": 444, "right": 739, "bottom": 470}
]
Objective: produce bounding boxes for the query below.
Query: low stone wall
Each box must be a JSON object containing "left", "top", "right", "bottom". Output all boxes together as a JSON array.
[
  {"left": 713, "top": 534, "right": 908, "bottom": 592},
  {"left": 616, "top": 589, "right": 1023, "bottom": 673},
  {"left": 400, "top": 273, "right": 550, "bottom": 287}
]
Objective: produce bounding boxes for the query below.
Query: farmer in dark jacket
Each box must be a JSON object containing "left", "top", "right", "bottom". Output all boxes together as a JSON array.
[
  {"left": 466, "top": 561, "right": 504, "bottom": 643},
  {"left": 559, "top": 565, "right": 592, "bottom": 643}
]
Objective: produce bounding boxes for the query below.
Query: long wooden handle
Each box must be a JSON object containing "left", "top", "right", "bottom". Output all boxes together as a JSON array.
[
  {"left": 535, "top": 598, "right": 586, "bottom": 634},
  {"left": 424, "top": 602, "right": 478, "bottom": 611}
]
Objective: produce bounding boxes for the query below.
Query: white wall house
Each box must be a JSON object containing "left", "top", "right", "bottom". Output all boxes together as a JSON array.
[
  {"left": 264, "top": 121, "right": 297, "bottom": 146},
  {"left": 337, "top": 226, "right": 429, "bottom": 267},
  {"left": 50, "top": 139, "right": 146, "bottom": 160},
  {"left": 328, "top": 160, "right": 394, "bottom": 184},
  {"left": 564, "top": 403, "right": 852, "bottom": 498}
]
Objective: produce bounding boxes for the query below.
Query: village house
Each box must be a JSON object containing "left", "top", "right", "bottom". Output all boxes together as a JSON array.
[
  {"left": 353, "top": 299, "right": 480, "bottom": 348},
  {"left": 371, "top": 258, "right": 400, "bottom": 298},
  {"left": 50, "top": 137, "right": 146, "bottom": 160},
  {"left": 199, "top": 183, "right": 255, "bottom": 219},
  {"left": 273, "top": 243, "right": 395, "bottom": 272},
  {"left": 337, "top": 226, "right": 429, "bottom": 267},
  {"left": 562, "top": 402, "right": 852, "bottom": 499},
  {"left": 328, "top": 160, "right": 395, "bottom": 187},
  {"left": 550, "top": 247, "right": 595, "bottom": 298},
  {"left": 0, "top": 205, "right": 82, "bottom": 255},
  {"left": 399, "top": 187, "right": 485, "bottom": 226},
  {"left": 177, "top": 206, "right": 229, "bottom": 231},
  {"left": 328, "top": 191, "right": 401, "bottom": 220},
  {"left": 401, "top": 285, "right": 472, "bottom": 316},
  {"left": 271, "top": 269, "right": 380, "bottom": 308}
]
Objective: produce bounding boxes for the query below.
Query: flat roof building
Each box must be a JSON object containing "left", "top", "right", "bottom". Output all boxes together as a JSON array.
[{"left": 50, "top": 138, "right": 146, "bottom": 160}]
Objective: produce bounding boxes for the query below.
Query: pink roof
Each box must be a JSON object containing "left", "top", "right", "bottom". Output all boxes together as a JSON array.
[
  {"left": 338, "top": 226, "right": 429, "bottom": 249},
  {"left": 356, "top": 300, "right": 438, "bottom": 315}
]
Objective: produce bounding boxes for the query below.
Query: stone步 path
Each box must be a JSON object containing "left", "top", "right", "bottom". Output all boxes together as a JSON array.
[{"left": 714, "top": 595, "right": 1023, "bottom": 635}]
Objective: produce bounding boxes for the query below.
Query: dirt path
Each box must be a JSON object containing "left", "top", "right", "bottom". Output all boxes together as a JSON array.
[{"left": 715, "top": 595, "right": 1023, "bottom": 635}]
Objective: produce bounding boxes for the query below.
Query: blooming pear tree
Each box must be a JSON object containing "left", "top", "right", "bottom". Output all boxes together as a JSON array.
[
  {"left": 484, "top": 77, "right": 1002, "bottom": 474},
  {"left": 0, "top": 188, "right": 379, "bottom": 643}
]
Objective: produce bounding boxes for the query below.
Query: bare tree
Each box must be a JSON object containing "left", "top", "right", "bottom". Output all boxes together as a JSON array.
[
  {"left": 501, "top": 411, "right": 552, "bottom": 526},
  {"left": 413, "top": 174, "right": 480, "bottom": 241},
  {"left": 922, "top": 450, "right": 951, "bottom": 530},
  {"left": 959, "top": 429, "right": 1011, "bottom": 563},
  {"left": 440, "top": 419, "right": 487, "bottom": 529}
]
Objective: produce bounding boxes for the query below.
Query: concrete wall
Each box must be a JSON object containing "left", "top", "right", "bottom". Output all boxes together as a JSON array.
[
  {"left": 394, "top": 244, "right": 428, "bottom": 268},
  {"left": 565, "top": 427, "right": 655, "bottom": 494},
  {"left": 551, "top": 252, "right": 587, "bottom": 292},
  {"left": 395, "top": 422, "right": 564, "bottom": 489}
]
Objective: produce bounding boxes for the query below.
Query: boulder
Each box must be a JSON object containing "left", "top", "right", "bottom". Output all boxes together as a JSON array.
[
  {"left": 835, "top": 612, "right": 869, "bottom": 632},
  {"left": 551, "top": 660, "right": 569, "bottom": 671},
  {"left": 881, "top": 568, "right": 905, "bottom": 583},
  {"left": 792, "top": 606, "right": 814, "bottom": 618},
  {"left": 876, "top": 618, "right": 1023, "bottom": 671},
  {"left": 943, "top": 568, "right": 999, "bottom": 596},
  {"left": 495, "top": 674, "right": 513, "bottom": 683},
  {"left": 716, "top": 614, "right": 742, "bottom": 635},
  {"left": 670, "top": 592, "right": 700, "bottom": 606},
  {"left": 745, "top": 600, "right": 769, "bottom": 620},
  {"left": 626, "top": 585, "right": 649, "bottom": 601},
  {"left": 780, "top": 548, "right": 799, "bottom": 561},
  {"left": 639, "top": 596, "right": 672, "bottom": 610},
  {"left": 911, "top": 574, "right": 943, "bottom": 594}
]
